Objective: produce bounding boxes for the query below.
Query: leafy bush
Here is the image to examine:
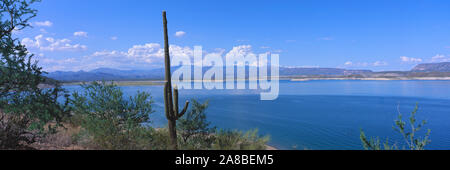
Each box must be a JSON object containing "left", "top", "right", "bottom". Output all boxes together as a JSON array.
[
  {"left": 176, "top": 99, "right": 269, "bottom": 150},
  {"left": 360, "top": 104, "right": 431, "bottom": 150},
  {"left": 70, "top": 82, "right": 155, "bottom": 150},
  {"left": 177, "top": 100, "right": 215, "bottom": 144},
  {"left": 176, "top": 100, "right": 214, "bottom": 149},
  {"left": 0, "top": 0, "right": 70, "bottom": 149}
]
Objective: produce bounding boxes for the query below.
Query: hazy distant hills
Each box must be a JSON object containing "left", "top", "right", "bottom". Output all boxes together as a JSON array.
[
  {"left": 46, "top": 66, "right": 372, "bottom": 82},
  {"left": 279, "top": 67, "right": 372, "bottom": 76},
  {"left": 412, "top": 62, "right": 450, "bottom": 72},
  {"left": 47, "top": 68, "right": 165, "bottom": 82},
  {"left": 45, "top": 62, "right": 450, "bottom": 82}
]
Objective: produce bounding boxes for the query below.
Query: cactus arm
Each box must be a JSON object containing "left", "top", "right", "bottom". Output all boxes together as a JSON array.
[
  {"left": 173, "top": 86, "right": 179, "bottom": 115},
  {"left": 177, "top": 101, "right": 190, "bottom": 119},
  {"left": 173, "top": 86, "right": 189, "bottom": 119}
]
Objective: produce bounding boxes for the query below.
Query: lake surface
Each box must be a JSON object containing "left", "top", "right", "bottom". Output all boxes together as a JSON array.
[{"left": 63, "top": 80, "right": 450, "bottom": 150}]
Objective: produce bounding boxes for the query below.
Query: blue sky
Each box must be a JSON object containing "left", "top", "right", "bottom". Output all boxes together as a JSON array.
[{"left": 15, "top": 0, "right": 450, "bottom": 72}]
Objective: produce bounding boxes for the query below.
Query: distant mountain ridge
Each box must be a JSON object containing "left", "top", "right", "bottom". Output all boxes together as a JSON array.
[
  {"left": 412, "top": 62, "right": 450, "bottom": 72},
  {"left": 279, "top": 67, "right": 372, "bottom": 76},
  {"left": 46, "top": 68, "right": 165, "bottom": 82},
  {"left": 46, "top": 62, "right": 450, "bottom": 82},
  {"left": 46, "top": 66, "right": 372, "bottom": 82}
]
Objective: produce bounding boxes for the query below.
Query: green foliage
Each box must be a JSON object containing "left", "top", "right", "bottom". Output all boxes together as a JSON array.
[
  {"left": 177, "top": 99, "right": 215, "bottom": 149},
  {"left": 70, "top": 82, "right": 155, "bottom": 150},
  {"left": 0, "top": 0, "right": 70, "bottom": 149},
  {"left": 360, "top": 104, "right": 431, "bottom": 150},
  {"left": 178, "top": 100, "right": 215, "bottom": 143},
  {"left": 211, "top": 129, "right": 270, "bottom": 150},
  {"left": 175, "top": 99, "right": 269, "bottom": 150},
  {"left": 360, "top": 130, "right": 396, "bottom": 150}
]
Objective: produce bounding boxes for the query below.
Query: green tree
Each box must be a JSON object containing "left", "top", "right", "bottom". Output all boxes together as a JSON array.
[
  {"left": 70, "top": 82, "right": 155, "bottom": 149},
  {"left": 177, "top": 100, "right": 216, "bottom": 149},
  {"left": 178, "top": 100, "right": 215, "bottom": 143},
  {"left": 0, "top": 0, "right": 70, "bottom": 149},
  {"left": 360, "top": 104, "right": 431, "bottom": 150}
]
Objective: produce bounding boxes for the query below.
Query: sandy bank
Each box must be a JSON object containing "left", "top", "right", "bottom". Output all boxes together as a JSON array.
[{"left": 291, "top": 77, "right": 450, "bottom": 81}]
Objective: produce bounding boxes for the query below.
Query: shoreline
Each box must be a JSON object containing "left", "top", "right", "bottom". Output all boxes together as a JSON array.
[
  {"left": 265, "top": 145, "right": 277, "bottom": 150},
  {"left": 290, "top": 77, "right": 450, "bottom": 81},
  {"left": 61, "top": 77, "right": 450, "bottom": 86}
]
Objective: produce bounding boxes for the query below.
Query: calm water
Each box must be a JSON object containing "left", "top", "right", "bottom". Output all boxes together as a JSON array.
[{"left": 63, "top": 80, "right": 450, "bottom": 150}]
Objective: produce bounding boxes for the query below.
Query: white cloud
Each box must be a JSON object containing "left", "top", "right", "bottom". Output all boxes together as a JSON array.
[
  {"left": 344, "top": 61, "right": 369, "bottom": 67},
  {"left": 34, "top": 21, "right": 53, "bottom": 27},
  {"left": 92, "top": 50, "right": 124, "bottom": 57},
  {"left": 344, "top": 60, "right": 386, "bottom": 67},
  {"left": 126, "top": 43, "right": 165, "bottom": 63},
  {"left": 400, "top": 56, "right": 423, "bottom": 63},
  {"left": 110, "top": 36, "right": 118, "bottom": 40},
  {"left": 74, "top": 31, "right": 88, "bottom": 37},
  {"left": 175, "top": 31, "right": 186, "bottom": 37},
  {"left": 225, "top": 45, "right": 259, "bottom": 66},
  {"left": 22, "top": 34, "right": 87, "bottom": 52},
  {"left": 430, "top": 54, "right": 450, "bottom": 63},
  {"left": 37, "top": 57, "right": 80, "bottom": 72},
  {"left": 373, "top": 61, "right": 388, "bottom": 66},
  {"left": 38, "top": 43, "right": 274, "bottom": 71},
  {"left": 87, "top": 43, "right": 194, "bottom": 66}
]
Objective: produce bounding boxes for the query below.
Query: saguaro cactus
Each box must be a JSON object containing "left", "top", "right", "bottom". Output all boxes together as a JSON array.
[{"left": 162, "top": 11, "right": 189, "bottom": 150}]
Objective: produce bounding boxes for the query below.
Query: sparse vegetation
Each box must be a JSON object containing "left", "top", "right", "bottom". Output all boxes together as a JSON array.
[
  {"left": 360, "top": 104, "right": 431, "bottom": 150},
  {"left": 0, "top": 0, "right": 70, "bottom": 149},
  {"left": 211, "top": 129, "right": 269, "bottom": 150}
]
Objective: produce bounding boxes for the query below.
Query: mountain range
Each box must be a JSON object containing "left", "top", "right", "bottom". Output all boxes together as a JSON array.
[
  {"left": 45, "top": 62, "right": 450, "bottom": 82},
  {"left": 412, "top": 62, "right": 450, "bottom": 72}
]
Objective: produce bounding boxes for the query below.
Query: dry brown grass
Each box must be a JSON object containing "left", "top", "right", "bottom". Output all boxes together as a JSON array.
[{"left": 29, "top": 124, "right": 85, "bottom": 150}]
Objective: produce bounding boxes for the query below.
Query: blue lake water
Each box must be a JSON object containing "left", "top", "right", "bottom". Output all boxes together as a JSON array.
[{"left": 63, "top": 80, "right": 450, "bottom": 150}]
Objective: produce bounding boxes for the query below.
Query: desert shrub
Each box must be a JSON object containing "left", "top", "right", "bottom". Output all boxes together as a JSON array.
[
  {"left": 211, "top": 129, "right": 270, "bottom": 150},
  {"left": 29, "top": 124, "right": 82, "bottom": 150},
  {"left": 149, "top": 128, "right": 172, "bottom": 150},
  {"left": 177, "top": 100, "right": 216, "bottom": 149},
  {"left": 0, "top": 0, "right": 70, "bottom": 149},
  {"left": 175, "top": 99, "right": 269, "bottom": 150},
  {"left": 70, "top": 82, "right": 155, "bottom": 150},
  {"left": 360, "top": 104, "right": 431, "bottom": 150}
]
